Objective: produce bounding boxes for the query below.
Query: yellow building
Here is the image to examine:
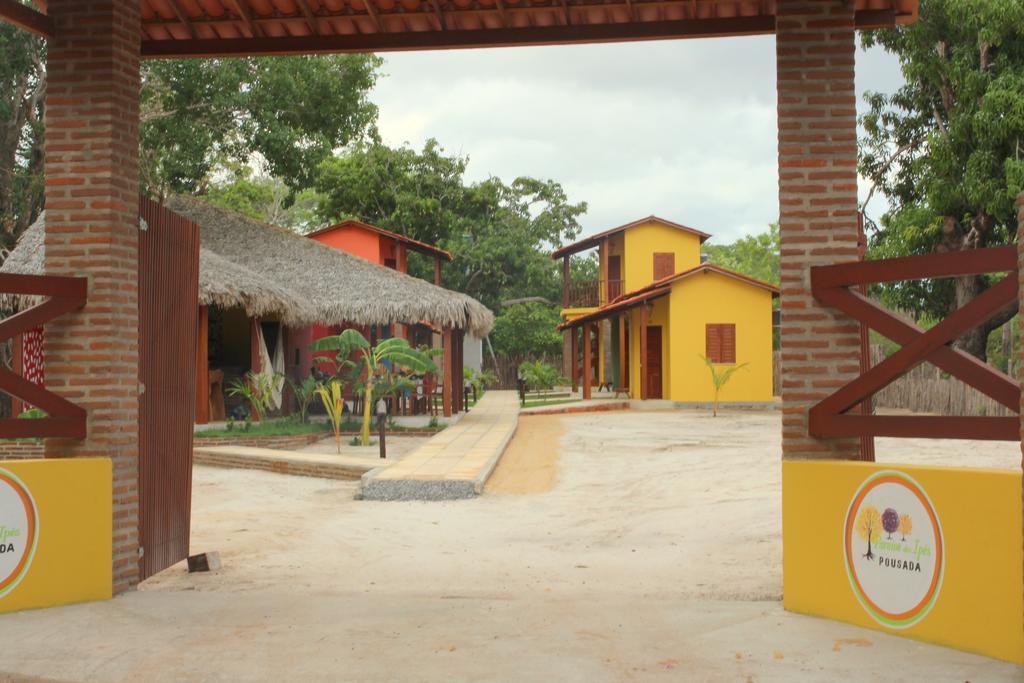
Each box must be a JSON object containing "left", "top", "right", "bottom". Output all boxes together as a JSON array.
[{"left": 554, "top": 216, "right": 778, "bottom": 404}]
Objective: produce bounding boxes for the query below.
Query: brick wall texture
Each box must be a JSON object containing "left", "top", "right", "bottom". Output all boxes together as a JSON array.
[
  {"left": 776, "top": 0, "right": 861, "bottom": 460},
  {"left": 44, "top": 0, "right": 141, "bottom": 593}
]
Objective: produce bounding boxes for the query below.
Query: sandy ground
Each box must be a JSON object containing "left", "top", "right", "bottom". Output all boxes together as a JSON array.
[
  {"left": 0, "top": 410, "right": 1021, "bottom": 682},
  {"left": 485, "top": 415, "right": 564, "bottom": 493}
]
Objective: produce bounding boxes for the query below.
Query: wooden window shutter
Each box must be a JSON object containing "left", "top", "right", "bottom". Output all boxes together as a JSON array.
[
  {"left": 721, "top": 323, "right": 736, "bottom": 364},
  {"left": 705, "top": 323, "right": 736, "bottom": 364},
  {"left": 653, "top": 252, "right": 675, "bottom": 280}
]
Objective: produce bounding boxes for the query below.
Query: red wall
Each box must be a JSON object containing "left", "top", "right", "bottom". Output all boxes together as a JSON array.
[{"left": 311, "top": 225, "right": 382, "bottom": 264}]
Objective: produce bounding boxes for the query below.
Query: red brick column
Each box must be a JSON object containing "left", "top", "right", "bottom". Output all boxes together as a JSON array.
[
  {"left": 44, "top": 0, "right": 141, "bottom": 593},
  {"left": 776, "top": 0, "right": 861, "bottom": 459}
]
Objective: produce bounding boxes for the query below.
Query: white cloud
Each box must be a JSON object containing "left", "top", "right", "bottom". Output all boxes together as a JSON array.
[{"left": 372, "top": 35, "right": 904, "bottom": 244}]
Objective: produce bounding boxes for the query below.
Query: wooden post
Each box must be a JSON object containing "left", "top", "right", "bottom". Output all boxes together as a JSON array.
[
  {"left": 434, "top": 257, "right": 443, "bottom": 286},
  {"left": 570, "top": 326, "right": 579, "bottom": 393},
  {"left": 582, "top": 323, "right": 592, "bottom": 400},
  {"left": 562, "top": 255, "right": 570, "bottom": 307},
  {"left": 11, "top": 333, "right": 24, "bottom": 416},
  {"left": 639, "top": 304, "right": 649, "bottom": 400},
  {"left": 250, "top": 317, "right": 262, "bottom": 374},
  {"left": 618, "top": 313, "right": 627, "bottom": 390},
  {"left": 249, "top": 317, "right": 262, "bottom": 421},
  {"left": 195, "top": 306, "right": 210, "bottom": 424},
  {"left": 442, "top": 328, "right": 453, "bottom": 417}
]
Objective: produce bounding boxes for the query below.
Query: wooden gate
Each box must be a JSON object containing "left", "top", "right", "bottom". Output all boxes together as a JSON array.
[
  {"left": 809, "top": 247, "right": 1019, "bottom": 441},
  {"left": 138, "top": 197, "right": 201, "bottom": 580}
]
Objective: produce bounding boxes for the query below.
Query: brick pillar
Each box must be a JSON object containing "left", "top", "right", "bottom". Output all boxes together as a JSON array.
[
  {"left": 776, "top": 0, "right": 861, "bottom": 459},
  {"left": 44, "top": 0, "right": 141, "bottom": 593}
]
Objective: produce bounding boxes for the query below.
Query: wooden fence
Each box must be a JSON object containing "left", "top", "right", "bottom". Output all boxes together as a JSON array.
[{"left": 772, "top": 346, "right": 1015, "bottom": 417}]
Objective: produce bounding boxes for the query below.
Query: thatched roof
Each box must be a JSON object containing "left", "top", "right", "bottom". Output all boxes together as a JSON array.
[{"left": 1, "top": 199, "right": 494, "bottom": 337}]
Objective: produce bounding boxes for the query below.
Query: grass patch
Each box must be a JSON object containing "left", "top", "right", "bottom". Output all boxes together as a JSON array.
[
  {"left": 196, "top": 417, "right": 448, "bottom": 439},
  {"left": 195, "top": 419, "right": 331, "bottom": 439}
]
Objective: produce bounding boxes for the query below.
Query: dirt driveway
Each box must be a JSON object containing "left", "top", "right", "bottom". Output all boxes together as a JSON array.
[{"left": 0, "top": 410, "right": 1020, "bottom": 682}]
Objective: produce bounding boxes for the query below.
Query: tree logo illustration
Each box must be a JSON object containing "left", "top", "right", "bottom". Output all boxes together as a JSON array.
[
  {"left": 843, "top": 470, "right": 944, "bottom": 630},
  {"left": 856, "top": 505, "right": 882, "bottom": 559},
  {"left": 882, "top": 508, "right": 900, "bottom": 539},
  {"left": 898, "top": 513, "right": 912, "bottom": 541}
]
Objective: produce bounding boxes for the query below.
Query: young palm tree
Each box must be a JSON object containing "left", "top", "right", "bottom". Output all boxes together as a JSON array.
[
  {"left": 699, "top": 355, "right": 749, "bottom": 417},
  {"left": 317, "top": 379, "right": 346, "bottom": 454},
  {"left": 311, "top": 329, "right": 437, "bottom": 445}
]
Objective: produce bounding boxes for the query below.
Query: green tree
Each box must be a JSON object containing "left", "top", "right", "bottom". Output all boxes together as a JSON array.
[
  {"left": 141, "top": 55, "right": 381, "bottom": 198},
  {"left": 205, "top": 168, "right": 323, "bottom": 233},
  {"left": 0, "top": 23, "right": 45, "bottom": 247},
  {"left": 490, "top": 302, "right": 564, "bottom": 358},
  {"left": 702, "top": 223, "right": 780, "bottom": 285},
  {"left": 859, "top": 0, "right": 1024, "bottom": 359},
  {"left": 1, "top": 46, "right": 381, "bottom": 248},
  {"left": 314, "top": 140, "right": 587, "bottom": 313}
]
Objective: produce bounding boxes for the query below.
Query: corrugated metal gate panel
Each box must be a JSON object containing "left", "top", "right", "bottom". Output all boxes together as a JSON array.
[{"left": 138, "top": 197, "right": 200, "bottom": 581}]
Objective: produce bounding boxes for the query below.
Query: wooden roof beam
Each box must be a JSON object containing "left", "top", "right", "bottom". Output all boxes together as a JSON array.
[
  {"left": 428, "top": 0, "right": 447, "bottom": 30},
  {"left": 558, "top": 0, "right": 570, "bottom": 25},
  {"left": 363, "top": 0, "right": 383, "bottom": 32},
  {"left": 225, "top": 0, "right": 262, "bottom": 37},
  {"left": 142, "top": 13, "right": 776, "bottom": 57},
  {"left": 166, "top": 0, "right": 197, "bottom": 39},
  {"left": 294, "top": 0, "right": 320, "bottom": 35},
  {"left": 492, "top": 0, "right": 509, "bottom": 27},
  {"left": 0, "top": 0, "right": 52, "bottom": 38}
]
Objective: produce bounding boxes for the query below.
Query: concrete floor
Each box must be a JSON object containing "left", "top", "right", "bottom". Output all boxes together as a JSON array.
[{"left": 1, "top": 409, "right": 1021, "bottom": 682}]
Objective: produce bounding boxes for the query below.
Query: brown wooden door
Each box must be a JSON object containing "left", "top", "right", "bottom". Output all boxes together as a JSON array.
[
  {"left": 646, "top": 326, "right": 663, "bottom": 399},
  {"left": 138, "top": 197, "right": 201, "bottom": 581},
  {"left": 607, "top": 254, "right": 622, "bottom": 300}
]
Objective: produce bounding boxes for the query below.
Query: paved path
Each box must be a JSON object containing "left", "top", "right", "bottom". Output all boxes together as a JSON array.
[{"left": 361, "top": 390, "right": 519, "bottom": 500}]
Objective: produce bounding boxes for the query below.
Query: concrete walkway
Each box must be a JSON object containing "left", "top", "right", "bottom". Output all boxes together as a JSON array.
[{"left": 361, "top": 390, "right": 519, "bottom": 501}]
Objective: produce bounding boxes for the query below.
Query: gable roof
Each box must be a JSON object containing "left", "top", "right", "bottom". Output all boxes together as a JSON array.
[
  {"left": 551, "top": 216, "right": 712, "bottom": 259},
  {"left": 614, "top": 262, "right": 779, "bottom": 303},
  {"left": 308, "top": 219, "right": 453, "bottom": 262},
  {"left": 559, "top": 263, "right": 778, "bottom": 330}
]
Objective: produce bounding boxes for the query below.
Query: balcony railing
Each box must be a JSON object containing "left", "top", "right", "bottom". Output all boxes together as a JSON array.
[{"left": 563, "top": 279, "right": 625, "bottom": 308}]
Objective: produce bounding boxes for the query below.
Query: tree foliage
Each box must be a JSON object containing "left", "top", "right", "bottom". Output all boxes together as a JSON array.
[
  {"left": 701, "top": 223, "right": 780, "bottom": 285},
  {"left": 0, "top": 24, "right": 45, "bottom": 248},
  {"left": 314, "top": 140, "right": 587, "bottom": 313},
  {"left": 141, "top": 55, "right": 381, "bottom": 198},
  {"left": 859, "top": 0, "right": 1024, "bottom": 359},
  {"left": 0, "top": 49, "right": 381, "bottom": 247},
  {"left": 490, "top": 303, "right": 564, "bottom": 358}
]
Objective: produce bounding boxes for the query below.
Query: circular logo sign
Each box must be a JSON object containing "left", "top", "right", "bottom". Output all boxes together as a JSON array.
[
  {"left": 843, "top": 470, "right": 943, "bottom": 629},
  {"left": 0, "top": 467, "right": 39, "bottom": 599}
]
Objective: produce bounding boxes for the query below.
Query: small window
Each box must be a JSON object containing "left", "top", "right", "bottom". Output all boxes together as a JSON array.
[
  {"left": 705, "top": 323, "right": 736, "bottom": 364},
  {"left": 653, "top": 252, "right": 675, "bottom": 280}
]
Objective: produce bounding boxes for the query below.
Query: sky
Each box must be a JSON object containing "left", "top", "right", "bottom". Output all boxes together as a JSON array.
[{"left": 371, "top": 35, "right": 906, "bottom": 247}]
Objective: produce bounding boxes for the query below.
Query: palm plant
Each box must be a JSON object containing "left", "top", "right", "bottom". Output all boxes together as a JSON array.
[
  {"left": 311, "top": 330, "right": 437, "bottom": 446},
  {"left": 226, "top": 371, "right": 283, "bottom": 421},
  {"left": 286, "top": 375, "right": 320, "bottom": 424},
  {"left": 316, "top": 379, "right": 346, "bottom": 454},
  {"left": 699, "top": 355, "right": 748, "bottom": 417}
]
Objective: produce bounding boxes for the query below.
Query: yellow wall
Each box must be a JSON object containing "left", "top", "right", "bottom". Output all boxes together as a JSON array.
[
  {"left": 627, "top": 296, "right": 671, "bottom": 399},
  {"left": 0, "top": 458, "right": 112, "bottom": 613},
  {"left": 783, "top": 460, "right": 1023, "bottom": 664},
  {"left": 622, "top": 221, "right": 702, "bottom": 292},
  {"left": 666, "top": 272, "right": 774, "bottom": 403}
]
